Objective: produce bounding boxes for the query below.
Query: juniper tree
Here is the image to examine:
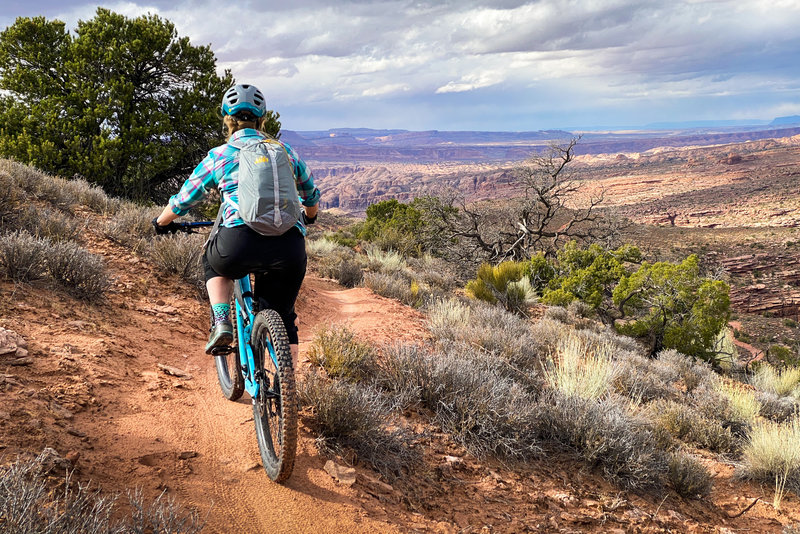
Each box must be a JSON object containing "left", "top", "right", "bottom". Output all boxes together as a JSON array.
[{"left": 0, "top": 9, "right": 280, "bottom": 201}]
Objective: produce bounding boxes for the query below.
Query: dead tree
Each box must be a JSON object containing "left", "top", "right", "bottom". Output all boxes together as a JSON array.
[{"left": 417, "top": 137, "right": 614, "bottom": 271}]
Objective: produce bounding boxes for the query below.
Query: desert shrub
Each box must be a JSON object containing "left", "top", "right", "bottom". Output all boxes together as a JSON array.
[
  {"left": 537, "top": 391, "right": 668, "bottom": 489},
  {"left": 751, "top": 364, "right": 800, "bottom": 397},
  {"left": 649, "top": 399, "right": 735, "bottom": 453},
  {"left": 45, "top": 240, "right": 111, "bottom": 301},
  {"left": 429, "top": 300, "right": 546, "bottom": 371},
  {"left": 410, "top": 347, "right": 542, "bottom": 460},
  {"left": 363, "top": 271, "right": 421, "bottom": 307},
  {"left": 426, "top": 297, "right": 471, "bottom": 334},
  {"left": 103, "top": 203, "right": 158, "bottom": 249},
  {"left": 784, "top": 318, "right": 798, "bottom": 328},
  {"left": 365, "top": 247, "right": 406, "bottom": 273},
  {"left": 299, "top": 373, "right": 419, "bottom": 478},
  {"left": 657, "top": 349, "right": 715, "bottom": 393},
  {"left": 126, "top": 489, "right": 203, "bottom": 534},
  {"left": 740, "top": 418, "right": 800, "bottom": 508},
  {"left": 465, "top": 261, "right": 535, "bottom": 314},
  {"left": 0, "top": 171, "right": 23, "bottom": 230},
  {"left": 0, "top": 452, "right": 203, "bottom": 533},
  {"left": 20, "top": 207, "right": 84, "bottom": 243},
  {"left": 306, "top": 236, "right": 349, "bottom": 257},
  {"left": 307, "top": 325, "right": 377, "bottom": 382},
  {"left": 757, "top": 391, "right": 800, "bottom": 423},
  {"left": 312, "top": 243, "right": 364, "bottom": 288},
  {"left": 0, "top": 231, "right": 49, "bottom": 282},
  {"left": 545, "top": 333, "right": 618, "bottom": 400},
  {"left": 407, "top": 254, "right": 455, "bottom": 293},
  {"left": 147, "top": 233, "right": 204, "bottom": 279},
  {"left": 769, "top": 345, "right": 799, "bottom": 367},
  {"left": 667, "top": 452, "right": 713, "bottom": 498},
  {"left": 614, "top": 352, "right": 680, "bottom": 403},
  {"left": 59, "top": 177, "right": 118, "bottom": 214}
]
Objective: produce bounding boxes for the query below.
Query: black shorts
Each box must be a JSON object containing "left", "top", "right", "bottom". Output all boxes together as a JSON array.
[{"left": 203, "top": 224, "right": 306, "bottom": 344}]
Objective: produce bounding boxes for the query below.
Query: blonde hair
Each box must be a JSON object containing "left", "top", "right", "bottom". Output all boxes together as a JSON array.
[{"left": 223, "top": 114, "right": 269, "bottom": 140}]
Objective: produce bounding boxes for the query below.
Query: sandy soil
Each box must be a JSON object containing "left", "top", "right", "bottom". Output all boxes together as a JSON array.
[{"left": 2, "top": 221, "right": 800, "bottom": 533}]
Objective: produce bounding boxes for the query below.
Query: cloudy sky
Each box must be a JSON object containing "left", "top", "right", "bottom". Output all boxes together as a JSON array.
[{"left": 2, "top": 1, "right": 800, "bottom": 131}]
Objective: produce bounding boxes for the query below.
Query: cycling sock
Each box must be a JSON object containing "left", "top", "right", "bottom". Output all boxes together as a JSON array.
[{"left": 211, "top": 303, "right": 231, "bottom": 325}]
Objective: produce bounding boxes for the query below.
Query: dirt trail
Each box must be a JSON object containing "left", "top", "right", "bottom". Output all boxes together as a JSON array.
[
  {"left": 3, "top": 225, "right": 800, "bottom": 533},
  {"left": 0, "top": 227, "right": 429, "bottom": 533}
]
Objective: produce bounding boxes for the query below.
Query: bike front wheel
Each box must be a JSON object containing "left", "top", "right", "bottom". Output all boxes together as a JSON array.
[{"left": 251, "top": 309, "right": 297, "bottom": 482}]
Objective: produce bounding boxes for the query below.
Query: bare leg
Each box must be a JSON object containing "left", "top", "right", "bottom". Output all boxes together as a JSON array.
[
  {"left": 207, "top": 276, "right": 234, "bottom": 306},
  {"left": 290, "top": 344, "right": 299, "bottom": 371}
]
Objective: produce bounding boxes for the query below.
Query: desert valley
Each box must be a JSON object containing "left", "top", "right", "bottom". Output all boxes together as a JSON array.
[{"left": 3, "top": 122, "right": 800, "bottom": 533}]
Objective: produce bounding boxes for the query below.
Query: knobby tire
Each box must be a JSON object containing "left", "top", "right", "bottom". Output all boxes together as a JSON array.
[{"left": 251, "top": 309, "right": 297, "bottom": 482}]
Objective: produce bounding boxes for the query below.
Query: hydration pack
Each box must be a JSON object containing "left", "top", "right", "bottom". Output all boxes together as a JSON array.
[{"left": 230, "top": 137, "right": 302, "bottom": 236}]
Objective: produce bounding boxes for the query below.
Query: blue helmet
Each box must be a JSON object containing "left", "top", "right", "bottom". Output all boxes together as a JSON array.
[{"left": 221, "top": 84, "right": 266, "bottom": 118}]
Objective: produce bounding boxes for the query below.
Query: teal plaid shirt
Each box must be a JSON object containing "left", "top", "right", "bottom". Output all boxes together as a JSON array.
[{"left": 168, "top": 129, "right": 320, "bottom": 235}]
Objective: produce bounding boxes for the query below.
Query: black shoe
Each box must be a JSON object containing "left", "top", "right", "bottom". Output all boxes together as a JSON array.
[{"left": 205, "top": 320, "right": 233, "bottom": 354}]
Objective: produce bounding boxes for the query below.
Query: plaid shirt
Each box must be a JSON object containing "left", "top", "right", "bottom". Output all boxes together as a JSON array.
[{"left": 168, "top": 128, "right": 320, "bottom": 234}]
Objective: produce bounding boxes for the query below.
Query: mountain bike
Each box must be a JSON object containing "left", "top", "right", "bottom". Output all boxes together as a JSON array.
[{"left": 174, "top": 221, "right": 297, "bottom": 482}]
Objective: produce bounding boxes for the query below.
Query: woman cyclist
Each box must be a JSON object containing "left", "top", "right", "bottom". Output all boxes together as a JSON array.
[{"left": 153, "top": 84, "right": 320, "bottom": 367}]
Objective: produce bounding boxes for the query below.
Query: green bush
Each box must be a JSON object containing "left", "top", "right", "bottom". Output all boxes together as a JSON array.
[
  {"left": 614, "top": 255, "right": 731, "bottom": 360},
  {"left": 465, "top": 261, "right": 534, "bottom": 314}
]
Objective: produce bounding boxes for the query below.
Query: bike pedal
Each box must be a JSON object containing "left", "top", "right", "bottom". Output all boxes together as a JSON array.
[{"left": 210, "top": 345, "right": 235, "bottom": 356}]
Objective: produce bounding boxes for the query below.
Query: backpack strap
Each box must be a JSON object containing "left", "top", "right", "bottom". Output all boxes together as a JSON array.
[{"left": 203, "top": 204, "right": 224, "bottom": 251}]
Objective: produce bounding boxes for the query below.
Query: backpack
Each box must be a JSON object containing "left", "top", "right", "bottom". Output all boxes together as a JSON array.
[{"left": 230, "top": 137, "right": 302, "bottom": 236}]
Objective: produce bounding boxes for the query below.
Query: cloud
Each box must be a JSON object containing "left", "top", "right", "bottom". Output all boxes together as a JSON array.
[{"left": 4, "top": 0, "right": 800, "bottom": 129}]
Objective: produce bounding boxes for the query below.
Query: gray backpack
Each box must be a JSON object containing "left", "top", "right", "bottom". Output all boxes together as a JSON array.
[{"left": 231, "top": 137, "right": 302, "bottom": 236}]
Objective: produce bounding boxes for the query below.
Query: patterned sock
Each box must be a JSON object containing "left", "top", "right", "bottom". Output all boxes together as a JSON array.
[{"left": 211, "top": 303, "right": 231, "bottom": 325}]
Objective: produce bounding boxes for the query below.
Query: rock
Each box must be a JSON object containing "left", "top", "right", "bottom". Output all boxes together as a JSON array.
[
  {"left": 324, "top": 460, "right": 356, "bottom": 486},
  {"left": 38, "top": 448, "right": 72, "bottom": 474},
  {"left": 179, "top": 451, "right": 198, "bottom": 460},
  {"left": 0, "top": 328, "right": 18, "bottom": 356},
  {"left": 157, "top": 363, "right": 192, "bottom": 379},
  {"left": 358, "top": 472, "right": 394, "bottom": 495},
  {"left": 66, "top": 450, "right": 81, "bottom": 465}
]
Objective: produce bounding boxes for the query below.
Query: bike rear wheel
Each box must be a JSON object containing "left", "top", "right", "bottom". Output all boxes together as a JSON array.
[
  {"left": 251, "top": 309, "right": 297, "bottom": 482},
  {"left": 214, "top": 302, "right": 244, "bottom": 401}
]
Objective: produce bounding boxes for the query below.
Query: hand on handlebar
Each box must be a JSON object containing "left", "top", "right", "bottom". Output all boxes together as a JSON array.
[
  {"left": 152, "top": 217, "right": 180, "bottom": 235},
  {"left": 301, "top": 211, "right": 317, "bottom": 225}
]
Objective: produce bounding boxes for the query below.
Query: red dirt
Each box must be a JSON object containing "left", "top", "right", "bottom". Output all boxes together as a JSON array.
[{"left": 2, "top": 224, "right": 800, "bottom": 533}]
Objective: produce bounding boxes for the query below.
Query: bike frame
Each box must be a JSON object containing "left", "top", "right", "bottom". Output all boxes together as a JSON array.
[{"left": 233, "top": 275, "right": 278, "bottom": 399}]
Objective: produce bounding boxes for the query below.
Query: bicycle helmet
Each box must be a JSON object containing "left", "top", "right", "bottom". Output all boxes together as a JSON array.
[{"left": 221, "top": 84, "right": 266, "bottom": 118}]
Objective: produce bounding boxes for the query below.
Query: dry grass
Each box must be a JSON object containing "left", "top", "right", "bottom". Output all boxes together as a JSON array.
[
  {"left": 740, "top": 418, "right": 800, "bottom": 509},
  {"left": 716, "top": 381, "right": 761, "bottom": 425},
  {"left": 751, "top": 365, "right": 800, "bottom": 397},
  {"left": 546, "top": 333, "right": 618, "bottom": 400},
  {"left": 0, "top": 452, "right": 203, "bottom": 533},
  {"left": 307, "top": 325, "right": 377, "bottom": 382}
]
